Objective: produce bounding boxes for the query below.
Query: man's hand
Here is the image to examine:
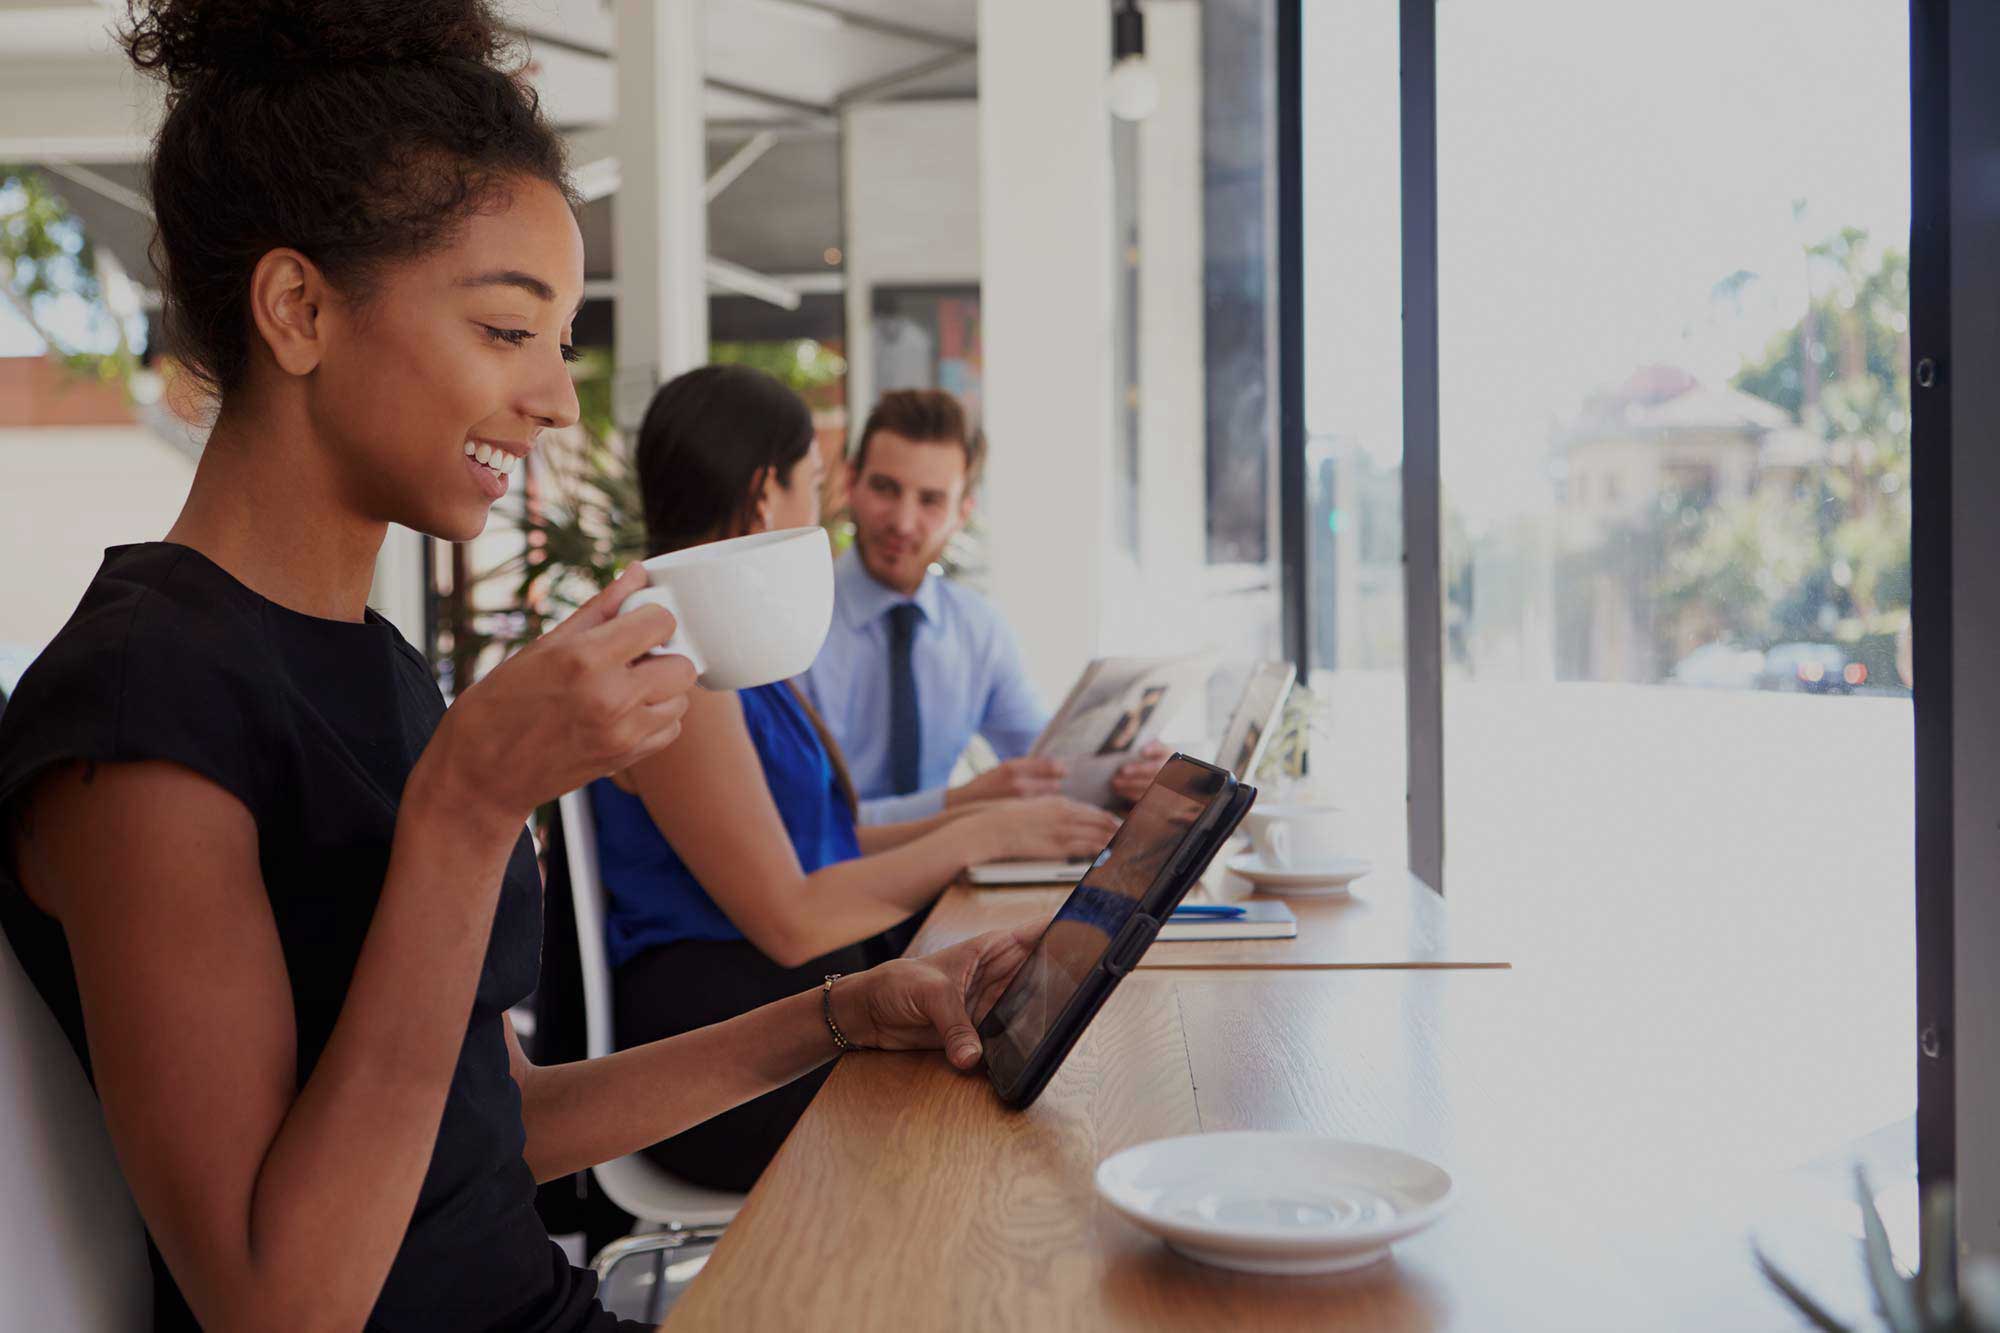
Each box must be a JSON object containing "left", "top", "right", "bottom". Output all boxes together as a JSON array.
[
  {"left": 831, "top": 923, "right": 1042, "bottom": 1069},
  {"left": 947, "top": 757, "right": 1068, "bottom": 807},
  {"left": 1108, "top": 741, "right": 1173, "bottom": 806}
]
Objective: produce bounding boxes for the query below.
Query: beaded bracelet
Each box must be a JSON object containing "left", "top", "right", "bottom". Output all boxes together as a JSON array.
[{"left": 822, "top": 974, "right": 853, "bottom": 1052}]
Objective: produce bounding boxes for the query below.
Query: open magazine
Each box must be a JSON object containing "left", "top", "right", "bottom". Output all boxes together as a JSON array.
[
  {"left": 968, "top": 658, "right": 1299, "bottom": 886},
  {"left": 1029, "top": 654, "right": 1215, "bottom": 808}
]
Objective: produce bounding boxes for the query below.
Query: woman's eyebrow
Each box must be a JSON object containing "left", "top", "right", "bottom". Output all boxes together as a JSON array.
[
  {"left": 456, "top": 269, "right": 585, "bottom": 324},
  {"left": 456, "top": 269, "right": 557, "bottom": 302}
]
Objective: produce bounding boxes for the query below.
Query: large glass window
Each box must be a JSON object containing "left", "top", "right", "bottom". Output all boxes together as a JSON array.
[
  {"left": 1301, "top": 0, "right": 1915, "bottom": 1182},
  {"left": 1300, "top": 0, "right": 1407, "bottom": 866}
]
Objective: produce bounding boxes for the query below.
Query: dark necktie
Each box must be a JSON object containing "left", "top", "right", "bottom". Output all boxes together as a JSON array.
[{"left": 886, "top": 602, "right": 923, "bottom": 796}]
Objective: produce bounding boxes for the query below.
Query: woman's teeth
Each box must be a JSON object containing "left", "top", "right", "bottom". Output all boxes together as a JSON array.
[{"left": 464, "top": 441, "right": 519, "bottom": 475}]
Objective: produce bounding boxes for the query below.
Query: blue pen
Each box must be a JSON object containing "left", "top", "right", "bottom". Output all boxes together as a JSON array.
[{"left": 1171, "top": 903, "right": 1248, "bottom": 919}]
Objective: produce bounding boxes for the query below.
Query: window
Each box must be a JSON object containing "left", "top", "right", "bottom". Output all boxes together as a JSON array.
[
  {"left": 1297, "top": 0, "right": 1915, "bottom": 1179},
  {"left": 1300, "top": 0, "right": 1406, "bottom": 853}
]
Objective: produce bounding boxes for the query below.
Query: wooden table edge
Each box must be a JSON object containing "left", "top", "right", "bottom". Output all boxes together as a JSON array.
[{"left": 1135, "top": 958, "right": 1513, "bottom": 971}]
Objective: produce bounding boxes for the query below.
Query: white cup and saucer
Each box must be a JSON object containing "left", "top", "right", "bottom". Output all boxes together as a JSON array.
[
  {"left": 1228, "top": 800, "right": 1372, "bottom": 896},
  {"left": 615, "top": 525, "right": 834, "bottom": 690}
]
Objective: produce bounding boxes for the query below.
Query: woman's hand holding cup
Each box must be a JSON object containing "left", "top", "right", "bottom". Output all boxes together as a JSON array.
[{"left": 415, "top": 564, "right": 700, "bottom": 834}]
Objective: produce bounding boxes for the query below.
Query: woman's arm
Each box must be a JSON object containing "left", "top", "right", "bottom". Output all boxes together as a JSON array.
[
  {"left": 620, "top": 691, "right": 1119, "bottom": 968},
  {"left": 505, "top": 922, "right": 1043, "bottom": 1182},
  {"left": 14, "top": 759, "right": 522, "bottom": 1333},
  {"left": 6, "top": 568, "right": 691, "bottom": 1333},
  {"left": 851, "top": 803, "right": 982, "bottom": 855}
]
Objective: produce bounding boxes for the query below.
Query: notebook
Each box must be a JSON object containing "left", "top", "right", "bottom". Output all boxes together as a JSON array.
[{"left": 1156, "top": 899, "right": 1297, "bottom": 941}]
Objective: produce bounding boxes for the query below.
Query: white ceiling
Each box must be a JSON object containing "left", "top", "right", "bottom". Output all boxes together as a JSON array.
[{"left": 0, "top": 0, "right": 980, "bottom": 289}]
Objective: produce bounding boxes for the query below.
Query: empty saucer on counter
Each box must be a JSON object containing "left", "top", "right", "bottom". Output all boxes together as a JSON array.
[{"left": 1095, "top": 1132, "right": 1453, "bottom": 1275}]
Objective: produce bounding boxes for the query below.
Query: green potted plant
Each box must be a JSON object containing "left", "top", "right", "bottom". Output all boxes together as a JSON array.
[
  {"left": 1253, "top": 680, "right": 1333, "bottom": 797},
  {"left": 1755, "top": 1170, "right": 2000, "bottom": 1332}
]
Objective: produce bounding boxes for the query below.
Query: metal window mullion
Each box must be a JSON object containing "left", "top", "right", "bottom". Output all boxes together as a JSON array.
[
  {"left": 1277, "top": 0, "right": 1309, "bottom": 674},
  {"left": 1399, "top": 0, "right": 1445, "bottom": 893},
  {"left": 1908, "top": 0, "right": 1954, "bottom": 1205}
]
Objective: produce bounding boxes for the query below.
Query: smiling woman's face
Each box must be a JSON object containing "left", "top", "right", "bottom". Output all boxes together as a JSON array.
[{"left": 306, "top": 177, "right": 586, "bottom": 542}]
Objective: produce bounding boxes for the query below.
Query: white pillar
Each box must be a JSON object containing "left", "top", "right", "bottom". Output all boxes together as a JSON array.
[
  {"left": 978, "top": 0, "right": 1115, "bottom": 702},
  {"left": 840, "top": 108, "right": 874, "bottom": 422},
  {"left": 1132, "top": 0, "right": 1207, "bottom": 648},
  {"left": 612, "top": 0, "right": 708, "bottom": 430}
]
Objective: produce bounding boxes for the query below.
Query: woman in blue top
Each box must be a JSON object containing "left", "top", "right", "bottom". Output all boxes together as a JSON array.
[{"left": 597, "top": 365, "right": 1118, "bottom": 1190}]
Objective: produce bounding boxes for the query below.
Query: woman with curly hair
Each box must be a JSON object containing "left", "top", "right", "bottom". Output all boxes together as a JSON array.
[{"left": 0, "top": 4, "right": 1038, "bottom": 1330}]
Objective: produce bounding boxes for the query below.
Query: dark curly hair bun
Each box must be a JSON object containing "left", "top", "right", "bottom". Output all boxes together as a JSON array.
[
  {"left": 124, "top": 0, "right": 513, "bottom": 88},
  {"left": 121, "top": 0, "right": 570, "bottom": 394}
]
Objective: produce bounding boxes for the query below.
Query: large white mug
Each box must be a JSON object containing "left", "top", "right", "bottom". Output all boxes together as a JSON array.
[
  {"left": 616, "top": 525, "right": 834, "bottom": 690},
  {"left": 1240, "top": 800, "right": 1347, "bottom": 869}
]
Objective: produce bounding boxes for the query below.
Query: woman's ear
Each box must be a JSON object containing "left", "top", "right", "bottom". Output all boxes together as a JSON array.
[{"left": 246, "top": 247, "right": 329, "bottom": 377}]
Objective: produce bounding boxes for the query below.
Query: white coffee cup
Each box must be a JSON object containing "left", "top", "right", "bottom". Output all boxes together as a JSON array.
[
  {"left": 616, "top": 525, "right": 834, "bottom": 690},
  {"left": 1240, "top": 800, "right": 1347, "bottom": 869}
]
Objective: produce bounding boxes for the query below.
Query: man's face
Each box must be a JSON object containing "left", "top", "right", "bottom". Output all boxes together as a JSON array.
[{"left": 847, "top": 429, "right": 974, "bottom": 593}]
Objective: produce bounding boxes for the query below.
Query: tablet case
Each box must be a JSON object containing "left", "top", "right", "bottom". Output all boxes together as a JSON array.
[{"left": 982, "top": 758, "right": 1257, "bottom": 1109}]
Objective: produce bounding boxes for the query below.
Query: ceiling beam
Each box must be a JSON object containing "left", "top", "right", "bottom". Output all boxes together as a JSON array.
[
  {"left": 741, "top": 0, "right": 973, "bottom": 53},
  {"left": 833, "top": 48, "right": 975, "bottom": 108},
  {"left": 570, "top": 157, "right": 620, "bottom": 204},
  {"left": 507, "top": 23, "right": 837, "bottom": 124},
  {"left": 41, "top": 160, "right": 152, "bottom": 218},
  {"left": 501, "top": 22, "right": 609, "bottom": 61},
  {"left": 703, "top": 77, "right": 835, "bottom": 122},
  {"left": 0, "top": 57, "right": 159, "bottom": 163},
  {"left": 704, "top": 117, "right": 839, "bottom": 138},
  {"left": 703, "top": 129, "right": 779, "bottom": 202},
  {"left": 704, "top": 258, "right": 803, "bottom": 311},
  {"left": 570, "top": 128, "right": 783, "bottom": 209}
]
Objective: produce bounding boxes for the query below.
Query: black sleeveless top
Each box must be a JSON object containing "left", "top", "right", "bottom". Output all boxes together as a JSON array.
[{"left": 0, "top": 544, "right": 636, "bottom": 1332}]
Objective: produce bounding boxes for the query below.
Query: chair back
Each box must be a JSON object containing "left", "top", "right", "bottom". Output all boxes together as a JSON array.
[
  {"left": 0, "top": 931, "right": 152, "bottom": 1330},
  {"left": 559, "top": 787, "right": 620, "bottom": 1062},
  {"left": 555, "top": 787, "right": 745, "bottom": 1229}
]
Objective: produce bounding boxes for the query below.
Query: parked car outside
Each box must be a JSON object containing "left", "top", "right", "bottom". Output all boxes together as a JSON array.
[
  {"left": 1757, "top": 642, "right": 1866, "bottom": 695},
  {"left": 1669, "top": 642, "right": 1766, "bottom": 690}
]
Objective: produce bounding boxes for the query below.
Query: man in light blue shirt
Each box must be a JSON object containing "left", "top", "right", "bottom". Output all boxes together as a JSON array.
[{"left": 802, "top": 390, "right": 1164, "bottom": 824}]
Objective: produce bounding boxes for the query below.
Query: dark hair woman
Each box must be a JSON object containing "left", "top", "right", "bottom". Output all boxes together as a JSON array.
[
  {"left": 0, "top": 5, "right": 1041, "bottom": 1330},
  {"left": 591, "top": 365, "right": 1118, "bottom": 1191}
]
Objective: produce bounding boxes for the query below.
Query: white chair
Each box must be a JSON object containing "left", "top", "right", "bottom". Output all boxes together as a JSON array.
[
  {"left": 1, "top": 928, "right": 153, "bottom": 1331},
  {"left": 555, "top": 789, "right": 743, "bottom": 1294}
]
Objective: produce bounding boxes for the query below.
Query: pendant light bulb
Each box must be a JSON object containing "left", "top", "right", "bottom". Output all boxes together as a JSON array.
[
  {"left": 1107, "top": 54, "right": 1159, "bottom": 122},
  {"left": 1107, "top": 1, "right": 1158, "bottom": 122}
]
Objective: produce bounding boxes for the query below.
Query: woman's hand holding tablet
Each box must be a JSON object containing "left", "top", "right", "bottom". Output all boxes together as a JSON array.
[
  {"left": 826, "top": 920, "right": 1046, "bottom": 1069},
  {"left": 975, "top": 756, "right": 1257, "bottom": 1108}
]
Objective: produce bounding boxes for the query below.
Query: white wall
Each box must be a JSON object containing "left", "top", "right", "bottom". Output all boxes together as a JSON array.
[
  {"left": 0, "top": 427, "right": 432, "bottom": 654},
  {"left": 841, "top": 100, "right": 983, "bottom": 414},
  {"left": 368, "top": 527, "right": 428, "bottom": 647},
  {"left": 0, "top": 428, "right": 195, "bottom": 650},
  {"left": 977, "top": 0, "right": 1235, "bottom": 708},
  {"left": 978, "top": 0, "right": 1115, "bottom": 705},
  {"left": 1102, "top": 0, "right": 1212, "bottom": 660}
]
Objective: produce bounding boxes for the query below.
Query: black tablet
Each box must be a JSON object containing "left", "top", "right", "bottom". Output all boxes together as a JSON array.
[{"left": 979, "top": 754, "right": 1257, "bottom": 1108}]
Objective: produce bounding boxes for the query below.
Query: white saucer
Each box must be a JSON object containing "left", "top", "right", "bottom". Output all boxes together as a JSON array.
[
  {"left": 1227, "top": 852, "right": 1373, "bottom": 896},
  {"left": 1095, "top": 1132, "right": 1453, "bottom": 1275}
]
